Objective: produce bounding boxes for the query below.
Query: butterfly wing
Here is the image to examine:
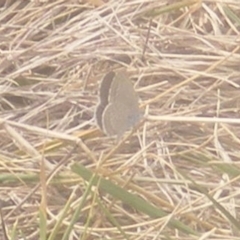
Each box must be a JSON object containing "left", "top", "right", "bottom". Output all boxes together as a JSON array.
[
  {"left": 102, "top": 101, "right": 136, "bottom": 137},
  {"left": 96, "top": 70, "right": 141, "bottom": 137},
  {"left": 95, "top": 71, "right": 115, "bottom": 130},
  {"left": 103, "top": 72, "right": 140, "bottom": 136},
  {"left": 109, "top": 71, "right": 140, "bottom": 118}
]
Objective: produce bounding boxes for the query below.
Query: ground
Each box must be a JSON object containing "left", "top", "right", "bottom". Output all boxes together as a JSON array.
[{"left": 0, "top": 0, "right": 240, "bottom": 239}]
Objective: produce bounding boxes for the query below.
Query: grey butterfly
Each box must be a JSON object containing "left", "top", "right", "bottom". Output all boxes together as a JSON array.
[{"left": 95, "top": 71, "right": 140, "bottom": 137}]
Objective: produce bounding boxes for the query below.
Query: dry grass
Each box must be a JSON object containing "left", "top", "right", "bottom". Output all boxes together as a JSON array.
[{"left": 1, "top": 0, "right": 240, "bottom": 239}]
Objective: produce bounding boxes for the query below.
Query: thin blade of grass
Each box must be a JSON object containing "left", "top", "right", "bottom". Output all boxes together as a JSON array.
[{"left": 61, "top": 172, "right": 99, "bottom": 240}]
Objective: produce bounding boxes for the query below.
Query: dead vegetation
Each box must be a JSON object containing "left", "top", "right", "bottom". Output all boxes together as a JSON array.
[{"left": 0, "top": 0, "right": 240, "bottom": 239}]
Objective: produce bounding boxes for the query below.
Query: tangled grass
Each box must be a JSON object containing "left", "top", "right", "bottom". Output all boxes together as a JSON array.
[{"left": 0, "top": 0, "right": 240, "bottom": 239}]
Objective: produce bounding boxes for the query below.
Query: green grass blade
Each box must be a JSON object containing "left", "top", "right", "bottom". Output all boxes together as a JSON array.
[{"left": 71, "top": 163, "right": 198, "bottom": 235}]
